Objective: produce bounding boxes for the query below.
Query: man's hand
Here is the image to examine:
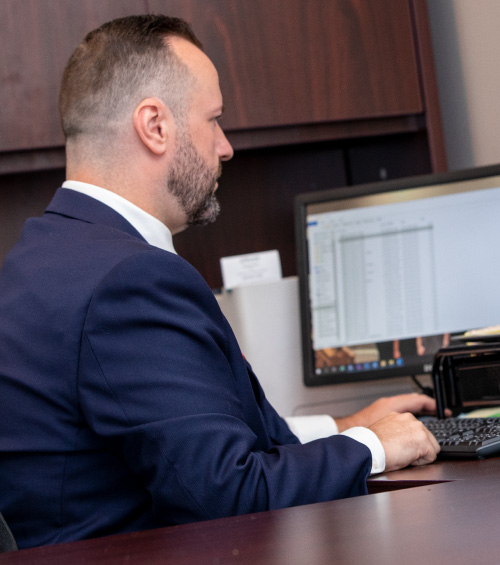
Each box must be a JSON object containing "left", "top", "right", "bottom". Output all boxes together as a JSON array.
[
  {"left": 336, "top": 393, "right": 441, "bottom": 432},
  {"left": 369, "top": 412, "right": 440, "bottom": 471}
]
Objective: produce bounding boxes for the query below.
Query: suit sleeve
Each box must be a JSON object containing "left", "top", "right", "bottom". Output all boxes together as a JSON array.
[{"left": 78, "top": 250, "right": 371, "bottom": 524}]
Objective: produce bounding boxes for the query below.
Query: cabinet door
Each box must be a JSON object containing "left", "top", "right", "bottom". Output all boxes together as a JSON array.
[
  {"left": 1, "top": 0, "right": 424, "bottom": 152},
  {"left": 0, "top": 0, "right": 146, "bottom": 152},
  {"left": 149, "top": 0, "right": 423, "bottom": 130}
]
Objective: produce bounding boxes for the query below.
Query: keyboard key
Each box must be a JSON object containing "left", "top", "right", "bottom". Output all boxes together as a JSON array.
[{"left": 424, "top": 417, "right": 500, "bottom": 458}]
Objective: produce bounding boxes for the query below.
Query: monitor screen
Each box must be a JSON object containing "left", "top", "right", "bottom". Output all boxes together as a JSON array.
[{"left": 295, "top": 164, "right": 500, "bottom": 386}]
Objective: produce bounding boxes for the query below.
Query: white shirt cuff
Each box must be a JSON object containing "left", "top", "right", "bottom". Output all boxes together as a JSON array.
[
  {"left": 285, "top": 415, "right": 386, "bottom": 475},
  {"left": 285, "top": 415, "right": 338, "bottom": 443},
  {"left": 341, "top": 427, "right": 386, "bottom": 475}
]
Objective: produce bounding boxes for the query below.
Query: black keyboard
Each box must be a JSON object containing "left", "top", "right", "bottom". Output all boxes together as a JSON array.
[{"left": 424, "top": 417, "right": 500, "bottom": 458}]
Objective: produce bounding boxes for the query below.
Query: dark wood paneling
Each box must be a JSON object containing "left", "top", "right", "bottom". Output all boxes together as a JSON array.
[
  {"left": 174, "top": 142, "right": 347, "bottom": 288},
  {"left": 0, "top": 0, "right": 424, "bottom": 152},
  {"left": 346, "top": 131, "right": 432, "bottom": 185},
  {"left": 0, "top": 0, "right": 147, "bottom": 152},
  {"left": 0, "top": 170, "right": 64, "bottom": 264},
  {"left": 226, "top": 115, "right": 424, "bottom": 152},
  {"left": 0, "top": 116, "right": 424, "bottom": 176},
  {"left": 0, "top": 149, "right": 66, "bottom": 176},
  {"left": 149, "top": 0, "right": 423, "bottom": 130},
  {"left": 410, "top": 0, "right": 447, "bottom": 171}
]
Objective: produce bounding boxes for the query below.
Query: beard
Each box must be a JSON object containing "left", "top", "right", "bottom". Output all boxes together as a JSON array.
[{"left": 167, "top": 130, "right": 221, "bottom": 227}]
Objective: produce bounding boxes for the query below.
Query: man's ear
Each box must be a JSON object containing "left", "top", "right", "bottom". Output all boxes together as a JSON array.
[{"left": 133, "top": 97, "right": 172, "bottom": 155}]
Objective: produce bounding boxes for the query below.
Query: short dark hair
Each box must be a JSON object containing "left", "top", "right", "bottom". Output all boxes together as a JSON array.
[{"left": 59, "top": 14, "right": 203, "bottom": 140}]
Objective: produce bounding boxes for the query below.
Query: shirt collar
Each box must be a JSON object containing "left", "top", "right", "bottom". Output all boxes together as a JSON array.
[{"left": 62, "top": 180, "right": 176, "bottom": 254}]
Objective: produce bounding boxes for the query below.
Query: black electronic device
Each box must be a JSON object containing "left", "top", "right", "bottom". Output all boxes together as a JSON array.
[
  {"left": 420, "top": 340, "right": 500, "bottom": 459},
  {"left": 295, "top": 163, "right": 500, "bottom": 387},
  {"left": 432, "top": 341, "right": 500, "bottom": 419}
]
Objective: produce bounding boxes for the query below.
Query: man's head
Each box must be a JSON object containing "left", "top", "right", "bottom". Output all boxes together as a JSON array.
[
  {"left": 59, "top": 14, "right": 200, "bottom": 141},
  {"left": 60, "top": 14, "right": 233, "bottom": 232}
]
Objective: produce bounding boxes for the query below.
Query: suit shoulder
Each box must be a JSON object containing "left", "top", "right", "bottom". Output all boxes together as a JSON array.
[{"left": 99, "top": 247, "right": 214, "bottom": 301}]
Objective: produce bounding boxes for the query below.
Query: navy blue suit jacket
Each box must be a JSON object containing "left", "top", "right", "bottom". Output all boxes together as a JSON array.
[{"left": 0, "top": 188, "right": 371, "bottom": 548}]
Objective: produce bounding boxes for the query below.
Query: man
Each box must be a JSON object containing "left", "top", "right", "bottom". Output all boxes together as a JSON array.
[{"left": 0, "top": 15, "right": 439, "bottom": 549}]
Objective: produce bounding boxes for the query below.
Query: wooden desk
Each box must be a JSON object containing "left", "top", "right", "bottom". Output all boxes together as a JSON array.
[{"left": 1, "top": 458, "right": 499, "bottom": 565}]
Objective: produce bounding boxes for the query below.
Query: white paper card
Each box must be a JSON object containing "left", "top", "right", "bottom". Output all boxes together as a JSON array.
[{"left": 220, "top": 250, "right": 282, "bottom": 289}]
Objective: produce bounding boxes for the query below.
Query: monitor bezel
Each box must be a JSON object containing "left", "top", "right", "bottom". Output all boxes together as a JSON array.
[{"left": 294, "top": 163, "right": 500, "bottom": 387}]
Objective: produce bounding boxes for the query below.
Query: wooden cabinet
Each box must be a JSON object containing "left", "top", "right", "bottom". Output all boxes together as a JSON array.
[
  {"left": 0, "top": 0, "right": 440, "bottom": 159},
  {"left": 0, "top": 0, "right": 446, "bottom": 289},
  {"left": 0, "top": 0, "right": 146, "bottom": 153},
  {"left": 149, "top": 0, "right": 423, "bottom": 129}
]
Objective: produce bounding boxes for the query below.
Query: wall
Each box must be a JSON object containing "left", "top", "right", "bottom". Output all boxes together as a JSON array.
[{"left": 427, "top": 0, "right": 500, "bottom": 170}]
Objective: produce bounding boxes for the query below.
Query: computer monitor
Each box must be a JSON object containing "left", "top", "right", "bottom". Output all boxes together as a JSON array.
[{"left": 295, "top": 163, "right": 500, "bottom": 386}]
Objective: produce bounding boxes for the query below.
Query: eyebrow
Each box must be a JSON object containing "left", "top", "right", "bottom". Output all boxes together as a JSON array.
[{"left": 214, "top": 104, "right": 225, "bottom": 116}]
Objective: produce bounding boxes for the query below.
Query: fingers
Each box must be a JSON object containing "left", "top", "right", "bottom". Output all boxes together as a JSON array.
[
  {"left": 337, "top": 393, "right": 447, "bottom": 434},
  {"left": 373, "top": 393, "right": 441, "bottom": 417},
  {"left": 410, "top": 425, "right": 440, "bottom": 466},
  {"left": 415, "top": 393, "right": 438, "bottom": 413},
  {"left": 370, "top": 412, "right": 440, "bottom": 472},
  {"left": 388, "top": 393, "right": 436, "bottom": 414}
]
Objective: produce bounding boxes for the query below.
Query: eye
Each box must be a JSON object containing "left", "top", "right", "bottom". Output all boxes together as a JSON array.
[{"left": 211, "top": 115, "right": 222, "bottom": 129}]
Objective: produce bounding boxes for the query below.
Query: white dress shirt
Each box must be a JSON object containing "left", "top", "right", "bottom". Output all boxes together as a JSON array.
[
  {"left": 62, "top": 180, "right": 385, "bottom": 474},
  {"left": 62, "top": 180, "right": 176, "bottom": 254}
]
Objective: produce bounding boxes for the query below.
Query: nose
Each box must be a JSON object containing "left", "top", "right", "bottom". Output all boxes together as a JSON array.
[{"left": 216, "top": 123, "right": 234, "bottom": 162}]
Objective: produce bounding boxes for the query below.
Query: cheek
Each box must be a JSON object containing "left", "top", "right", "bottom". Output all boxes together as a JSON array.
[
  {"left": 193, "top": 122, "right": 217, "bottom": 150},
  {"left": 199, "top": 135, "right": 219, "bottom": 165}
]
